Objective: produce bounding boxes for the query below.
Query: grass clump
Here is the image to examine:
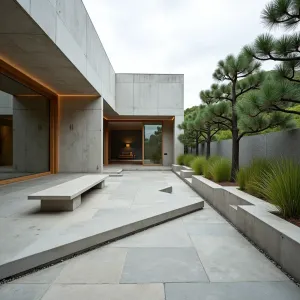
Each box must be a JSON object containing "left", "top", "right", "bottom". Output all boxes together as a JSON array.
[
  {"left": 177, "top": 154, "right": 185, "bottom": 166},
  {"left": 210, "top": 158, "right": 231, "bottom": 183},
  {"left": 191, "top": 156, "right": 207, "bottom": 175},
  {"left": 236, "top": 167, "right": 248, "bottom": 191},
  {"left": 239, "top": 159, "right": 272, "bottom": 198},
  {"left": 183, "top": 154, "right": 196, "bottom": 167},
  {"left": 203, "top": 156, "right": 222, "bottom": 180},
  {"left": 257, "top": 160, "right": 300, "bottom": 219}
]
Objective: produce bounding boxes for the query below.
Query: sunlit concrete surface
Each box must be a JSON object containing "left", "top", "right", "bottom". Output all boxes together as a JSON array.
[
  {"left": 0, "top": 171, "right": 299, "bottom": 299},
  {"left": 0, "top": 171, "right": 203, "bottom": 279}
]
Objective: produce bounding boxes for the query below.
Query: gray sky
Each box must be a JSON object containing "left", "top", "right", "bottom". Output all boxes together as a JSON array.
[{"left": 83, "top": 0, "right": 283, "bottom": 109}]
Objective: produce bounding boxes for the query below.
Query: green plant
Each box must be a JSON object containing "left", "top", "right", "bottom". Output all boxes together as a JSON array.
[
  {"left": 244, "top": 159, "right": 273, "bottom": 198},
  {"left": 191, "top": 156, "right": 207, "bottom": 175},
  {"left": 236, "top": 167, "right": 249, "bottom": 191},
  {"left": 183, "top": 154, "right": 196, "bottom": 167},
  {"left": 177, "top": 154, "right": 185, "bottom": 166},
  {"left": 203, "top": 156, "right": 221, "bottom": 180},
  {"left": 257, "top": 160, "right": 300, "bottom": 219},
  {"left": 210, "top": 158, "right": 231, "bottom": 183}
]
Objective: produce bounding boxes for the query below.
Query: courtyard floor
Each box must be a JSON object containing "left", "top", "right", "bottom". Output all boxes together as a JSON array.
[{"left": 0, "top": 172, "right": 300, "bottom": 299}]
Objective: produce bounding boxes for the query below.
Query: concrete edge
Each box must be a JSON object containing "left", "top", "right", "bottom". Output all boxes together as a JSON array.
[
  {"left": 0, "top": 200, "right": 204, "bottom": 281},
  {"left": 173, "top": 169, "right": 300, "bottom": 282}
]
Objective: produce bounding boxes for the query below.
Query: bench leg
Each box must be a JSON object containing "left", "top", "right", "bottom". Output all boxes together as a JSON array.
[
  {"left": 41, "top": 195, "right": 82, "bottom": 212},
  {"left": 94, "top": 181, "right": 106, "bottom": 189}
]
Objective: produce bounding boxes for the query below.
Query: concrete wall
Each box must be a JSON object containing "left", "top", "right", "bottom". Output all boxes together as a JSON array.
[
  {"left": 116, "top": 74, "right": 184, "bottom": 163},
  {"left": 199, "top": 129, "right": 300, "bottom": 166},
  {"left": 59, "top": 96, "right": 103, "bottom": 173},
  {"left": 163, "top": 120, "right": 174, "bottom": 166},
  {"left": 115, "top": 74, "right": 184, "bottom": 116},
  {"left": 13, "top": 96, "right": 50, "bottom": 172},
  {"left": 15, "top": 0, "right": 116, "bottom": 108},
  {"left": 0, "top": 91, "right": 12, "bottom": 115},
  {"left": 174, "top": 115, "right": 184, "bottom": 163}
]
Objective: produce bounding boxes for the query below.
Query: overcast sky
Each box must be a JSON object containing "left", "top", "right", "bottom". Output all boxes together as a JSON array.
[{"left": 83, "top": 0, "right": 283, "bottom": 109}]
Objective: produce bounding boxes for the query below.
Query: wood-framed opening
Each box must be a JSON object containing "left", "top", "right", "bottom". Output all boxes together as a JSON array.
[
  {"left": 103, "top": 118, "right": 171, "bottom": 167},
  {"left": 0, "top": 59, "right": 59, "bottom": 185}
]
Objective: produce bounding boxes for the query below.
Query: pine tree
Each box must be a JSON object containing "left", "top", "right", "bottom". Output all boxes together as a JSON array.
[
  {"left": 200, "top": 52, "right": 264, "bottom": 180},
  {"left": 243, "top": 0, "right": 300, "bottom": 113}
]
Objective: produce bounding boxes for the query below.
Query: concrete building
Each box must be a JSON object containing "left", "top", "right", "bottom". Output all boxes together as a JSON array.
[{"left": 0, "top": 0, "right": 184, "bottom": 183}]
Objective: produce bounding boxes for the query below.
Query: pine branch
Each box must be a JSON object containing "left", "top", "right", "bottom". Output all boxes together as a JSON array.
[
  {"left": 213, "top": 121, "right": 232, "bottom": 131},
  {"left": 236, "top": 85, "right": 259, "bottom": 98},
  {"left": 253, "top": 53, "right": 300, "bottom": 62},
  {"left": 271, "top": 105, "right": 300, "bottom": 115}
]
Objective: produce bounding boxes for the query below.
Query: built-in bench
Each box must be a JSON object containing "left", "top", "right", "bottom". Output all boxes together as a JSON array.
[{"left": 28, "top": 175, "right": 108, "bottom": 211}]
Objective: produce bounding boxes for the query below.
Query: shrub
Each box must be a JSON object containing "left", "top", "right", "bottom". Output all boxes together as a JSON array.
[
  {"left": 191, "top": 156, "right": 207, "bottom": 175},
  {"left": 244, "top": 159, "right": 273, "bottom": 198},
  {"left": 177, "top": 154, "right": 185, "bottom": 166},
  {"left": 183, "top": 154, "right": 196, "bottom": 167},
  {"left": 210, "top": 158, "right": 231, "bottom": 183},
  {"left": 203, "top": 156, "right": 222, "bottom": 180},
  {"left": 257, "top": 160, "right": 300, "bottom": 219}
]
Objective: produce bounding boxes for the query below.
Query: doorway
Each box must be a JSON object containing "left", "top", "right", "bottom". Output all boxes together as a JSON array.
[
  {"left": 143, "top": 124, "right": 162, "bottom": 165},
  {"left": 105, "top": 121, "right": 163, "bottom": 166}
]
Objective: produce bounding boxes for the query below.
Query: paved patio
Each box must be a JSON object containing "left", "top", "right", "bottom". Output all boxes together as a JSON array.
[{"left": 0, "top": 171, "right": 300, "bottom": 299}]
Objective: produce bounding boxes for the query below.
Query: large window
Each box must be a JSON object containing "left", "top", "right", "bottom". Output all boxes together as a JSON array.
[
  {"left": 0, "top": 72, "right": 50, "bottom": 181},
  {"left": 143, "top": 124, "right": 162, "bottom": 165}
]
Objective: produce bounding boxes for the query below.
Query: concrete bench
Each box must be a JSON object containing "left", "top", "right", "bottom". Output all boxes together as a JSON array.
[{"left": 28, "top": 175, "right": 108, "bottom": 211}]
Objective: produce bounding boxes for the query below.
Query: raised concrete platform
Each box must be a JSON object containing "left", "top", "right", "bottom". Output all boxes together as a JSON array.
[
  {"left": 103, "top": 168, "right": 123, "bottom": 177},
  {"left": 180, "top": 170, "right": 195, "bottom": 178},
  {"left": 0, "top": 172, "right": 204, "bottom": 280}
]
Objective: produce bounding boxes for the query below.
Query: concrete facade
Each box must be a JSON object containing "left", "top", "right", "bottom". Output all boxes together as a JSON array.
[
  {"left": 59, "top": 96, "right": 103, "bottom": 173},
  {"left": 115, "top": 74, "right": 184, "bottom": 117},
  {"left": 0, "top": 0, "right": 184, "bottom": 181},
  {"left": 115, "top": 74, "right": 184, "bottom": 164},
  {"left": 199, "top": 129, "right": 300, "bottom": 167}
]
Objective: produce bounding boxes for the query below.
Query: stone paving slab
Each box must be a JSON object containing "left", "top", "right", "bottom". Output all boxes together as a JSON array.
[
  {"left": 165, "top": 282, "right": 300, "bottom": 300},
  {"left": 43, "top": 284, "right": 165, "bottom": 300},
  {"left": 54, "top": 248, "right": 127, "bottom": 284},
  {"left": 189, "top": 223, "right": 289, "bottom": 282},
  {"left": 0, "top": 284, "right": 50, "bottom": 300},
  {"left": 120, "top": 247, "right": 209, "bottom": 283}
]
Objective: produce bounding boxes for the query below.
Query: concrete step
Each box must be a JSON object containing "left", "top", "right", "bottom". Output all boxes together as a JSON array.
[
  {"left": 102, "top": 168, "right": 123, "bottom": 176},
  {"left": 109, "top": 173, "right": 123, "bottom": 177},
  {"left": 0, "top": 197, "right": 204, "bottom": 280}
]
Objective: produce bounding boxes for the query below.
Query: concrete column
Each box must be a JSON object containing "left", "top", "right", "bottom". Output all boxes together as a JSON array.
[
  {"left": 173, "top": 115, "right": 184, "bottom": 163},
  {"left": 59, "top": 96, "right": 103, "bottom": 173},
  {"left": 13, "top": 96, "right": 50, "bottom": 173},
  {"left": 99, "top": 96, "right": 104, "bottom": 173},
  {"left": 163, "top": 120, "right": 174, "bottom": 166}
]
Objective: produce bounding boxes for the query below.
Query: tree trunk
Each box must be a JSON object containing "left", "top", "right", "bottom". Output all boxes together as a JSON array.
[
  {"left": 230, "top": 80, "right": 239, "bottom": 182},
  {"left": 184, "top": 145, "right": 188, "bottom": 154},
  {"left": 206, "top": 127, "right": 211, "bottom": 159},
  {"left": 231, "top": 130, "right": 239, "bottom": 181},
  {"left": 206, "top": 138, "right": 211, "bottom": 159},
  {"left": 195, "top": 137, "right": 199, "bottom": 155}
]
